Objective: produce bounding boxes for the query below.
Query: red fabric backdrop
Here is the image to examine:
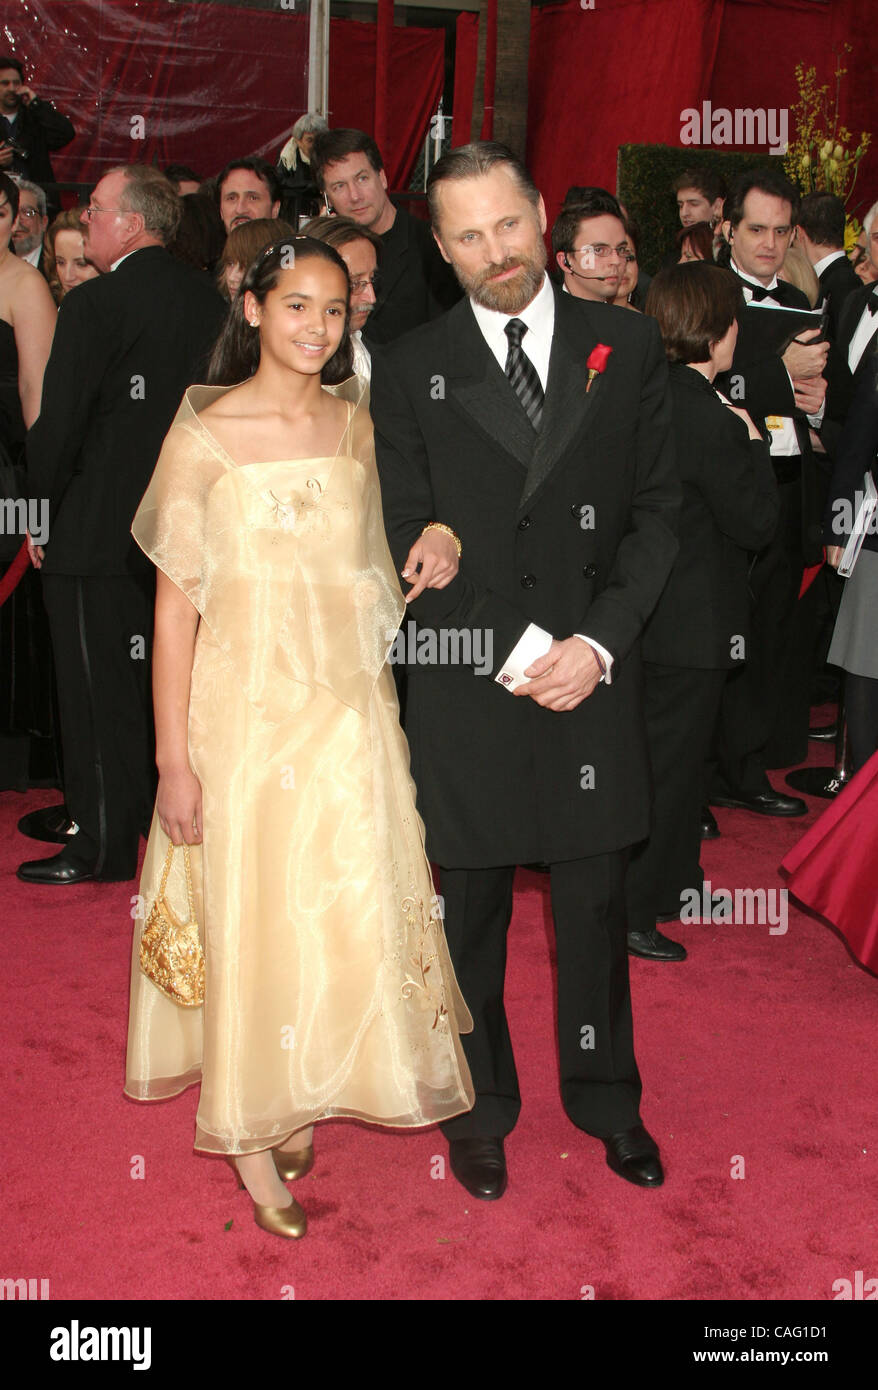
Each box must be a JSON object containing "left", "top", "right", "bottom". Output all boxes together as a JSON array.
[
  {"left": 529, "top": 0, "right": 878, "bottom": 225},
  {"left": 5, "top": 2, "right": 443, "bottom": 192},
  {"left": 452, "top": 12, "right": 479, "bottom": 148}
]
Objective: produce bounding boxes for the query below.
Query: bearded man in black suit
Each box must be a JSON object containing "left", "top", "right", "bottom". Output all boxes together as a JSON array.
[
  {"left": 371, "top": 143, "right": 680, "bottom": 1200},
  {"left": 20, "top": 165, "right": 226, "bottom": 885}
]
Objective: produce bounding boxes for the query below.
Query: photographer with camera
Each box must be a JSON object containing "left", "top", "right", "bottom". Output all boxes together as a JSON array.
[{"left": 0, "top": 55, "right": 75, "bottom": 217}]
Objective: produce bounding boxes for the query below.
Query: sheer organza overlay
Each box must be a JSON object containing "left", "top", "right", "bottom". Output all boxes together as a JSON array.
[{"left": 124, "top": 379, "right": 474, "bottom": 1153}]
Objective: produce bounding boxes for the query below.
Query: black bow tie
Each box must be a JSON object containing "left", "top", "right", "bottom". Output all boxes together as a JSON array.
[
  {"left": 747, "top": 282, "right": 786, "bottom": 303},
  {"left": 867, "top": 294, "right": 878, "bottom": 316}
]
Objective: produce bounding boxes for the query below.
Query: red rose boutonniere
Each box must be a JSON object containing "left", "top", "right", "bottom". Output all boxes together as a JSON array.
[{"left": 586, "top": 343, "right": 613, "bottom": 393}]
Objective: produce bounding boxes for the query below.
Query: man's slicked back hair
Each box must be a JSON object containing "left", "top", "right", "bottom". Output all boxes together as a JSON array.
[{"left": 426, "top": 141, "right": 540, "bottom": 228}]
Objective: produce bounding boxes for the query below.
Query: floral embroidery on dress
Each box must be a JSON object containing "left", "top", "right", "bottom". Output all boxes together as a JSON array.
[{"left": 400, "top": 892, "right": 449, "bottom": 1032}]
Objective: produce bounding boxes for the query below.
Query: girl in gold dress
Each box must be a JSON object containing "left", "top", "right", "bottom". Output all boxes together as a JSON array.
[{"left": 124, "top": 238, "right": 474, "bottom": 1239}]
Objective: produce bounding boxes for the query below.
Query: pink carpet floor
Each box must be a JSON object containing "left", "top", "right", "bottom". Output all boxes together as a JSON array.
[{"left": 2, "top": 732, "right": 876, "bottom": 1302}]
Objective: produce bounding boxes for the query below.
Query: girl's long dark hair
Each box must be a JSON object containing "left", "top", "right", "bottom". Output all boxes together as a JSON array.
[{"left": 207, "top": 235, "right": 355, "bottom": 385}]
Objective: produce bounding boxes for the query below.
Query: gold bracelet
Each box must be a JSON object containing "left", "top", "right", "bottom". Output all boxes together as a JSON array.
[{"left": 421, "top": 521, "right": 462, "bottom": 558}]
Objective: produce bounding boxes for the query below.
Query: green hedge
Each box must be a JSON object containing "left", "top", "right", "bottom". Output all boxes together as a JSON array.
[{"left": 617, "top": 144, "right": 773, "bottom": 276}]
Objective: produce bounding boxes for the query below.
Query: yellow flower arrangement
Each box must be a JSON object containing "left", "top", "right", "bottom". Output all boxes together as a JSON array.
[{"left": 784, "top": 45, "right": 871, "bottom": 242}]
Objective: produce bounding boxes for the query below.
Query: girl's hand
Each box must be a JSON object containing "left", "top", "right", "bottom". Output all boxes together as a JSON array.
[
  {"left": 401, "top": 528, "right": 459, "bottom": 602},
  {"left": 157, "top": 766, "right": 203, "bottom": 845}
]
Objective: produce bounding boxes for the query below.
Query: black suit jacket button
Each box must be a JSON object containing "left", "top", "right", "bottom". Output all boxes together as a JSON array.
[
  {"left": 521, "top": 574, "right": 537, "bottom": 589},
  {"left": 518, "top": 515, "right": 532, "bottom": 530},
  {"left": 582, "top": 563, "right": 597, "bottom": 579}
]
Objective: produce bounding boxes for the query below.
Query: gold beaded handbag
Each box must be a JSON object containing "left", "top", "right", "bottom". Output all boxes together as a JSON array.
[{"left": 139, "top": 843, "right": 205, "bottom": 1008}]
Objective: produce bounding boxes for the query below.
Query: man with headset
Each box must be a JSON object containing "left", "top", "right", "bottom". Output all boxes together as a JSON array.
[{"left": 552, "top": 188, "right": 633, "bottom": 305}]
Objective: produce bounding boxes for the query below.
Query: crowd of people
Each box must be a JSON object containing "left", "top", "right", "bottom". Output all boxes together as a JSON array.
[{"left": 2, "top": 49, "right": 876, "bottom": 1239}]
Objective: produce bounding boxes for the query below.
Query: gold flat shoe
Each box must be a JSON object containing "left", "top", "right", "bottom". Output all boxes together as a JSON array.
[
  {"left": 253, "top": 1198, "right": 307, "bottom": 1240},
  {"left": 272, "top": 1145, "right": 314, "bottom": 1182}
]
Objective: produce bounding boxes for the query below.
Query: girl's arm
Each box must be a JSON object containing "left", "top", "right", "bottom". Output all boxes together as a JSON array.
[{"left": 153, "top": 569, "right": 203, "bottom": 845}]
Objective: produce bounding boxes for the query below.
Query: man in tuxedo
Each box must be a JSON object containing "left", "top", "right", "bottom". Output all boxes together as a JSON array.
[
  {"left": 312, "top": 128, "right": 460, "bottom": 346},
  {"left": 0, "top": 55, "right": 74, "bottom": 216},
  {"left": 19, "top": 165, "right": 226, "bottom": 885},
  {"left": 711, "top": 168, "right": 828, "bottom": 816},
  {"left": 371, "top": 142, "right": 680, "bottom": 1199},
  {"left": 797, "top": 192, "right": 861, "bottom": 340}
]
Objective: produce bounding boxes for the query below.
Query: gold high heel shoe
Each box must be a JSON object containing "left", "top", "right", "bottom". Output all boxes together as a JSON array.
[
  {"left": 224, "top": 1156, "right": 308, "bottom": 1239},
  {"left": 272, "top": 1144, "right": 314, "bottom": 1182}
]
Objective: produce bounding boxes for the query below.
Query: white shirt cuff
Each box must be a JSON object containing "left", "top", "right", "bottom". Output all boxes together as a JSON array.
[
  {"left": 494, "top": 623, "right": 553, "bottom": 692},
  {"left": 574, "top": 633, "right": 614, "bottom": 685},
  {"left": 807, "top": 397, "right": 826, "bottom": 428}
]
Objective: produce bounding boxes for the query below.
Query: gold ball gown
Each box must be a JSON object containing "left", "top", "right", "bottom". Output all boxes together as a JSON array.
[{"left": 124, "top": 377, "right": 474, "bottom": 1153}]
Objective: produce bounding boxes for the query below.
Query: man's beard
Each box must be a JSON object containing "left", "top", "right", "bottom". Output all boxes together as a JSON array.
[
  {"left": 452, "top": 240, "right": 547, "bottom": 314},
  {"left": 13, "top": 231, "right": 41, "bottom": 257}
]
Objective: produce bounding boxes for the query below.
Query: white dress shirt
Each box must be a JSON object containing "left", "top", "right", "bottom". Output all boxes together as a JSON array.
[
  {"left": 23, "top": 245, "right": 42, "bottom": 268},
  {"left": 468, "top": 274, "right": 614, "bottom": 690},
  {"left": 351, "top": 329, "right": 371, "bottom": 382},
  {"left": 812, "top": 249, "right": 847, "bottom": 279},
  {"left": 848, "top": 286, "right": 878, "bottom": 373}
]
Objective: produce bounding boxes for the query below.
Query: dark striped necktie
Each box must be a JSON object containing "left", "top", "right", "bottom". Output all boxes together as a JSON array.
[{"left": 504, "top": 318, "right": 544, "bottom": 430}]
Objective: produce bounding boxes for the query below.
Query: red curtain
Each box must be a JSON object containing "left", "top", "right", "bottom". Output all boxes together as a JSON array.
[
  {"left": 327, "top": 18, "right": 444, "bottom": 188},
  {"left": 5, "top": 2, "right": 443, "bottom": 193},
  {"left": 452, "top": 12, "right": 480, "bottom": 148},
  {"left": 528, "top": 0, "right": 877, "bottom": 223},
  {"left": 529, "top": 0, "right": 725, "bottom": 219}
]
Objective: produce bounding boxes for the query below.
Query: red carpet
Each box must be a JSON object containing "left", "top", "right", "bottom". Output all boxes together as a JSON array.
[{"left": 2, "top": 728, "right": 876, "bottom": 1302}]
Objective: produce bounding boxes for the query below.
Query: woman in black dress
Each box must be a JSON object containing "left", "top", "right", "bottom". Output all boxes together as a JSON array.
[
  {"left": 627, "top": 262, "right": 780, "bottom": 959},
  {"left": 0, "top": 171, "right": 57, "bottom": 791}
]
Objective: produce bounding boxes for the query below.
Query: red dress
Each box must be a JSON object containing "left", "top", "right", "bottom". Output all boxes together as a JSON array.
[{"left": 781, "top": 751, "right": 878, "bottom": 973}]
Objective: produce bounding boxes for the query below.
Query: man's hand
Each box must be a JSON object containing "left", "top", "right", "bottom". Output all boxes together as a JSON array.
[
  {"left": 0, "top": 143, "right": 13, "bottom": 169},
  {"left": 401, "top": 527, "right": 459, "bottom": 603},
  {"left": 514, "top": 636, "right": 602, "bottom": 711},
  {"left": 26, "top": 531, "right": 45, "bottom": 569},
  {"left": 18, "top": 87, "right": 36, "bottom": 105},
  {"left": 826, "top": 544, "right": 844, "bottom": 569},
  {"left": 792, "top": 375, "right": 826, "bottom": 414},
  {"left": 782, "top": 328, "right": 828, "bottom": 381}
]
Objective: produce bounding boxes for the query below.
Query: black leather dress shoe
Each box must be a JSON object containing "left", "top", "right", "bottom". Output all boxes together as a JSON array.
[
  {"left": 627, "top": 927, "right": 687, "bottom": 961},
  {"left": 603, "top": 1125, "right": 664, "bottom": 1188},
  {"left": 710, "top": 789, "right": 807, "bottom": 817},
  {"left": 809, "top": 722, "right": 837, "bottom": 742},
  {"left": 17, "top": 849, "right": 95, "bottom": 885},
  {"left": 448, "top": 1138, "right": 507, "bottom": 1200},
  {"left": 17, "top": 804, "right": 78, "bottom": 844},
  {"left": 700, "top": 806, "right": 720, "bottom": 840}
]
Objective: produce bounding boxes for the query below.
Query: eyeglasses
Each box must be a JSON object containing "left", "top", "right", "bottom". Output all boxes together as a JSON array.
[
  {"left": 349, "top": 272, "right": 379, "bottom": 294},
  {"left": 571, "top": 243, "right": 636, "bottom": 263},
  {"left": 82, "top": 205, "right": 124, "bottom": 221},
  {"left": 16, "top": 206, "right": 42, "bottom": 220}
]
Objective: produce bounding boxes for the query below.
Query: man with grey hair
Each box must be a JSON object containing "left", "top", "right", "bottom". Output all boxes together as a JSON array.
[
  {"left": 18, "top": 164, "right": 226, "bottom": 885},
  {"left": 276, "top": 111, "right": 328, "bottom": 217},
  {"left": 10, "top": 177, "right": 48, "bottom": 273}
]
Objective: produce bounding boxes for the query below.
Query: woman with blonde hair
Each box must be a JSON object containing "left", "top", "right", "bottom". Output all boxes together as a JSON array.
[
  {"left": 779, "top": 243, "right": 820, "bottom": 307},
  {"left": 42, "top": 207, "right": 100, "bottom": 305}
]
